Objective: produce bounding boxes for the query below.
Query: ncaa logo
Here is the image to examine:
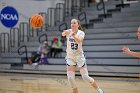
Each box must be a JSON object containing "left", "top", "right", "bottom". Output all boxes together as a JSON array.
[{"left": 0, "top": 6, "right": 19, "bottom": 28}]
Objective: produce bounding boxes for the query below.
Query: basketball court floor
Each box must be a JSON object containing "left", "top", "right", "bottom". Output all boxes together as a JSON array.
[{"left": 0, "top": 73, "right": 139, "bottom": 93}]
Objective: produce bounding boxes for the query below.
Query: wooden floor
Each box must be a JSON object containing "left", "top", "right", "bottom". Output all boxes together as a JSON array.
[{"left": 0, "top": 73, "right": 139, "bottom": 93}]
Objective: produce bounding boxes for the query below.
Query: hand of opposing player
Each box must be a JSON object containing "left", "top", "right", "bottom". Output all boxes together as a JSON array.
[{"left": 122, "top": 46, "right": 131, "bottom": 54}]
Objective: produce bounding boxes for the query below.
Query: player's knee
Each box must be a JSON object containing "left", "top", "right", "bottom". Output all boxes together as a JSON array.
[
  {"left": 68, "top": 75, "right": 74, "bottom": 81},
  {"left": 67, "top": 71, "right": 75, "bottom": 83},
  {"left": 82, "top": 74, "right": 94, "bottom": 84},
  {"left": 80, "top": 68, "right": 94, "bottom": 84},
  {"left": 67, "top": 71, "right": 77, "bottom": 88},
  {"left": 67, "top": 71, "right": 75, "bottom": 79}
]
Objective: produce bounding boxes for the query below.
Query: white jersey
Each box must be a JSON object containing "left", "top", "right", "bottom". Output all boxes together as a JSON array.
[{"left": 66, "top": 29, "right": 85, "bottom": 59}]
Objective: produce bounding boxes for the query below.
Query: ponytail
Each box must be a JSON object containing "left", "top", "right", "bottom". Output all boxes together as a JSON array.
[
  {"left": 78, "top": 24, "right": 84, "bottom": 31},
  {"left": 77, "top": 20, "right": 84, "bottom": 31}
]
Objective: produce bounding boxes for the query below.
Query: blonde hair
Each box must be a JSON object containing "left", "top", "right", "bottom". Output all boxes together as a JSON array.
[{"left": 77, "top": 20, "right": 84, "bottom": 31}]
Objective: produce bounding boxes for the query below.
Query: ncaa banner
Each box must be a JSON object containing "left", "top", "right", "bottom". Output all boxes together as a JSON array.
[{"left": 0, "top": 6, "right": 19, "bottom": 28}]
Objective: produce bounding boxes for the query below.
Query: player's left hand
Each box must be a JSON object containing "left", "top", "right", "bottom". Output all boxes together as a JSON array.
[{"left": 71, "top": 32, "right": 76, "bottom": 37}]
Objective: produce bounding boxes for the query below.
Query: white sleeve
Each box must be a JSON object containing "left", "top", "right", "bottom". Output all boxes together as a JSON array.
[
  {"left": 65, "top": 29, "right": 71, "bottom": 37},
  {"left": 66, "top": 29, "right": 71, "bottom": 33},
  {"left": 79, "top": 31, "right": 85, "bottom": 39}
]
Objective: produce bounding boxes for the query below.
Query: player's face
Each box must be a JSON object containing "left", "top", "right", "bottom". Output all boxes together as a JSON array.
[
  {"left": 137, "top": 31, "right": 140, "bottom": 39},
  {"left": 71, "top": 19, "right": 79, "bottom": 30}
]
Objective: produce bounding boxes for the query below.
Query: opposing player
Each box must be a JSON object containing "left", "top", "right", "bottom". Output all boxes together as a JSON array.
[
  {"left": 123, "top": 27, "right": 140, "bottom": 57},
  {"left": 62, "top": 19, "right": 104, "bottom": 93}
]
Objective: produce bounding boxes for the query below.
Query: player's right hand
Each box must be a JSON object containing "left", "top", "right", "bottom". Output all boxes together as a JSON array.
[{"left": 62, "top": 30, "right": 69, "bottom": 36}]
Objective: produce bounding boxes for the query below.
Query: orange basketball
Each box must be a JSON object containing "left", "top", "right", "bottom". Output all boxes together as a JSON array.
[{"left": 30, "top": 14, "right": 44, "bottom": 29}]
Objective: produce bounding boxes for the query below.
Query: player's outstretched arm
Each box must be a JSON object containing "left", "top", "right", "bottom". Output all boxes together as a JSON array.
[
  {"left": 62, "top": 30, "right": 69, "bottom": 37},
  {"left": 71, "top": 32, "right": 84, "bottom": 43},
  {"left": 122, "top": 46, "right": 140, "bottom": 58}
]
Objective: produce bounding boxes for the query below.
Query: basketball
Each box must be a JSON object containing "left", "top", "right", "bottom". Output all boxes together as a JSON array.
[{"left": 30, "top": 14, "right": 44, "bottom": 29}]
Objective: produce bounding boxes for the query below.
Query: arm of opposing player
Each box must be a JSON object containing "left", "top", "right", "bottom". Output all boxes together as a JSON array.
[
  {"left": 122, "top": 46, "right": 140, "bottom": 58},
  {"left": 126, "top": 51, "right": 140, "bottom": 58}
]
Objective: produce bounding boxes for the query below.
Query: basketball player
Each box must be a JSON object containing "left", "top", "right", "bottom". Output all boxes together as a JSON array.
[
  {"left": 62, "top": 19, "right": 104, "bottom": 93},
  {"left": 123, "top": 27, "right": 140, "bottom": 57}
]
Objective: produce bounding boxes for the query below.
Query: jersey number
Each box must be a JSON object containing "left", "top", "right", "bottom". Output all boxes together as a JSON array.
[{"left": 71, "top": 43, "right": 78, "bottom": 50}]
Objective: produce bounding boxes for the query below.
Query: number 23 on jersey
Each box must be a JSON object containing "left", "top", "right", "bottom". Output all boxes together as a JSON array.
[{"left": 71, "top": 43, "right": 78, "bottom": 50}]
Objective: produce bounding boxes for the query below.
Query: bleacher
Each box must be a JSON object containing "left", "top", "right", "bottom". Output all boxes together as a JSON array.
[{"left": 0, "top": 0, "right": 140, "bottom": 77}]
